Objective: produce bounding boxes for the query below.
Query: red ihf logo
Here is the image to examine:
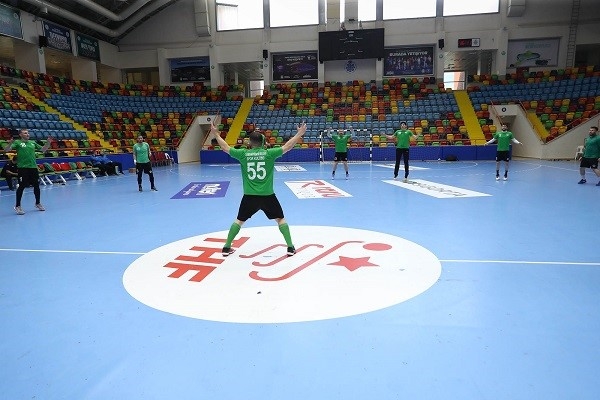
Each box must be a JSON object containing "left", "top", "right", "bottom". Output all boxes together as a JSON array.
[{"left": 123, "top": 226, "right": 441, "bottom": 323}]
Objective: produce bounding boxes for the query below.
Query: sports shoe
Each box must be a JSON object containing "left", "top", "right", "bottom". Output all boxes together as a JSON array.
[
  {"left": 138, "top": 185, "right": 143, "bottom": 192},
  {"left": 495, "top": 175, "right": 500, "bottom": 181},
  {"left": 345, "top": 172, "right": 349, "bottom": 180},
  {"left": 331, "top": 173, "right": 335, "bottom": 180},
  {"left": 596, "top": 181, "right": 600, "bottom": 186},
  {"left": 222, "top": 247, "right": 235, "bottom": 257},
  {"left": 35, "top": 203, "right": 45, "bottom": 211},
  {"left": 14, "top": 206, "right": 24, "bottom": 215},
  {"left": 578, "top": 179, "right": 586, "bottom": 184},
  {"left": 151, "top": 186, "right": 158, "bottom": 191},
  {"left": 403, "top": 178, "right": 408, "bottom": 183},
  {"left": 393, "top": 176, "right": 398, "bottom": 180},
  {"left": 287, "top": 246, "right": 296, "bottom": 257}
]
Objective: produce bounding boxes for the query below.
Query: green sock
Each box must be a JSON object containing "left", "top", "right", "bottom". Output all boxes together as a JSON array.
[
  {"left": 225, "top": 222, "right": 241, "bottom": 248},
  {"left": 278, "top": 223, "right": 294, "bottom": 247}
]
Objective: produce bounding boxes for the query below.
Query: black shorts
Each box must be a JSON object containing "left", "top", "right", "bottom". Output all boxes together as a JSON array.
[
  {"left": 334, "top": 152, "right": 348, "bottom": 162},
  {"left": 579, "top": 157, "right": 599, "bottom": 169},
  {"left": 136, "top": 162, "right": 153, "bottom": 174},
  {"left": 237, "top": 194, "right": 284, "bottom": 221},
  {"left": 496, "top": 151, "right": 510, "bottom": 162},
  {"left": 18, "top": 168, "right": 40, "bottom": 187}
]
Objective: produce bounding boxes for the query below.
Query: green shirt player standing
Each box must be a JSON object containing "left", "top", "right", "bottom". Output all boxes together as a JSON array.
[
  {"left": 3, "top": 129, "right": 52, "bottom": 215},
  {"left": 132, "top": 135, "right": 157, "bottom": 191},
  {"left": 577, "top": 126, "right": 600, "bottom": 185},
  {"left": 485, "top": 124, "right": 522, "bottom": 181},
  {"left": 326, "top": 126, "right": 355, "bottom": 179},
  {"left": 210, "top": 119, "right": 307, "bottom": 257},
  {"left": 385, "top": 122, "right": 418, "bottom": 181}
]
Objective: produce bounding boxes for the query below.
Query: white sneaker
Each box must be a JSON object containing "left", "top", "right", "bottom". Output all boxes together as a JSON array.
[
  {"left": 403, "top": 178, "right": 408, "bottom": 183},
  {"left": 503, "top": 176, "right": 508, "bottom": 181},
  {"left": 14, "top": 206, "right": 25, "bottom": 215},
  {"left": 495, "top": 175, "right": 500, "bottom": 181},
  {"left": 35, "top": 203, "right": 46, "bottom": 211}
]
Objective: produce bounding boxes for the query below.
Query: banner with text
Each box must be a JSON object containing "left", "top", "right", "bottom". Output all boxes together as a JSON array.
[
  {"left": 43, "top": 21, "right": 73, "bottom": 54},
  {"left": 0, "top": 3, "right": 22, "bottom": 39},
  {"left": 170, "top": 57, "right": 210, "bottom": 83},
  {"left": 272, "top": 52, "right": 318, "bottom": 81},
  {"left": 384, "top": 46, "right": 434, "bottom": 77},
  {"left": 507, "top": 38, "right": 560, "bottom": 68},
  {"left": 76, "top": 33, "right": 100, "bottom": 61}
]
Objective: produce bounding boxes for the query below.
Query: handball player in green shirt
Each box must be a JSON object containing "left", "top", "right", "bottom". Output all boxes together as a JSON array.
[
  {"left": 133, "top": 135, "right": 157, "bottom": 191},
  {"left": 3, "top": 129, "right": 52, "bottom": 215},
  {"left": 326, "top": 125, "right": 356, "bottom": 179},
  {"left": 385, "top": 121, "right": 418, "bottom": 182},
  {"left": 210, "top": 119, "right": 307, "bottom": 257},
  {"left": 577, "top": 126, "right": 600, "bottom": 185},
  {"left": 485, "top": 123, "right": 522, "bottom": 180}
]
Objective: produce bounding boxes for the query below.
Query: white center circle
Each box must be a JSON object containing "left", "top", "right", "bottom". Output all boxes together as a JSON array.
[{"left": 123, "top": 226, "right": 441, "bottom": 323}]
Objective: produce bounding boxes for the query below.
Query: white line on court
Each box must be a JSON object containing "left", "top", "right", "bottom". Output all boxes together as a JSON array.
[
  {"left": 0, "top": 248, "right": 597, "bottom": 266},
  {"left": 440, "top": 259, "right": 600, "bottom": 266},
  {"left": 0, "top": 248, "right": 144, "bottom": 255}
]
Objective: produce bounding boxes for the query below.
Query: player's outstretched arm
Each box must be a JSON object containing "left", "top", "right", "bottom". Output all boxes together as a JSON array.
[
  {"left": 484, "top": 138, "right": 496, "bottom": 145},
  {"left": 282, "top": 122, "right": 307, "bottom": 154},
  {"left": 3, "top": 138, "right": 14, "bottom": 152},
  {"left": 511, "top": 138, "right": 522, "bottom": 145},
  {"left": 209, "top": 119, "right": 231, "bottom": 154}
]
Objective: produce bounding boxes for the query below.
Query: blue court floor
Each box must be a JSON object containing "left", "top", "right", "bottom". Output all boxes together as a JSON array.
[{"left": 1, "top": 158, "right": 599, "bottom": 400}]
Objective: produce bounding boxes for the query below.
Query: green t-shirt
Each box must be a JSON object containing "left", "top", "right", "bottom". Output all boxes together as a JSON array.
[
  {"left": 393, "top": 130, "right": 413, "bottom": 149},
  {"left": 229, "top": 147, "right": 283, "bottom": 195},
  {"left": 11, "top": 139, "right": 41, "bottom": 168},
  {"left": 133, "top": 142, "right": 151, "bottom": 163},
  {"left": 493, "top": 131, "right": 514, "bottom": 151},
  {"left": 331, "top": 133, "right": 352, "bottom": 152},
  {"left": 583, "top": 135, "right": 600, "bottom": 158}
]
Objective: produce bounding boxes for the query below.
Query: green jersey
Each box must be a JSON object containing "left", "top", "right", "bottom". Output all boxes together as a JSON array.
[
  {"left": 133, "top": 142, "right": 151, "bottom": 163},
  {"left": 393, "top": 130, "right": 413, "bottom": 149},
  {"left": 583, "top": 135, "right": 600, "bottom": 158},
  {"left": 493, "top": 131, "right": 514, "bottom": 151},
  {"left": 230, "top": 147, "right": 283, "bottom": 196},
  {"left": 11, "top": 139, "right": 41, "bottom": 168},
  {"left": 331, "top": 133, "right": 352, "bottom": 152}
]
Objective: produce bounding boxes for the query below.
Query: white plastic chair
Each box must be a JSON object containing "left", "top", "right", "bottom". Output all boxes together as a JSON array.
[{"left": 575, "top": 145, "right": 584, "bottom": 160}]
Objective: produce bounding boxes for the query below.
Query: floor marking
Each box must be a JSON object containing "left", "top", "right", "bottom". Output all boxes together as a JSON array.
[
  {"left": 384, "top": 178, "right": 492, "bottom": 198},
  {"left": 1, "top": 248, "right": 597, "bottom": 266},
  {"left": 440, "top": 259, "right": 600, "bottom": 266},
  {"left": 0, "top": 248, "right": 144, "bottom": 255}
]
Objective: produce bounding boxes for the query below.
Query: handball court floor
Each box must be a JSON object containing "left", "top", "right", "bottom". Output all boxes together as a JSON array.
[{"left": 1, "top": 158, "right": 599, "bottom": 400}]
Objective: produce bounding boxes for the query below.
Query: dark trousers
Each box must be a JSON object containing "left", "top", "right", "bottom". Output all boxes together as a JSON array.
[{"left": 394, "top": 148, "right": 410, "bottom": 178}]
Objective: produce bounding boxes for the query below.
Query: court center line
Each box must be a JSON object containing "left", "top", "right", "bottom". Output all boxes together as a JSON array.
[
  {"left": 0, "top": 248, "right": 144, "bottom": 255},
  {"left": 440, "top": 259, "right": 600, "bottom": 266},
  {"left": 0, "top": 248, "right": 597, "bottom": 266}
]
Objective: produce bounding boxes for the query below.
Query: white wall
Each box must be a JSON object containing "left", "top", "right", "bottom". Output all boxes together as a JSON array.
[{"left": 109, "top": 0, "right": 600, "bottom": 87}]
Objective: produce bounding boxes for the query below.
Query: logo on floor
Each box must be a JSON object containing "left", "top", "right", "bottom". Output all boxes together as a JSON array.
[
  {"left": 285, "top": 179, "right": 352, "bottom": 199},
  {"left": 171, "top": 181, "right": 230, "bottom": 199},
  {"left": 275, "top": 165, "right": 307, "bottom": 171},
  {"left": 383, "top": 179, "right": 491, "bottom": 198},
  {"left": 123, "top": 226, "right": 441, "bottom": 323}
]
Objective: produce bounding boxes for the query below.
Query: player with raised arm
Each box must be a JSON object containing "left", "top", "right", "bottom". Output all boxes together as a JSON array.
[{"left": 210, "top": 120, "right": 307, "bottom": 257}]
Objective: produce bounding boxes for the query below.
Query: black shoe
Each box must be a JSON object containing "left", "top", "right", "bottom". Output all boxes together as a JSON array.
[
  {"left": 287, "top": 246, "right": 296, "bottom": 256},
  {"left": 578, "top": 179, "right": 586, "bottom": 184},
  {"left": 138, "top": 185, "right": 143, "bottom": 192},
  {"left": 222, "top": 247, "right": 235, "bottom": 257},
  {"left": 151, "top": 186, "right": 158, "bottom": 191}
]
